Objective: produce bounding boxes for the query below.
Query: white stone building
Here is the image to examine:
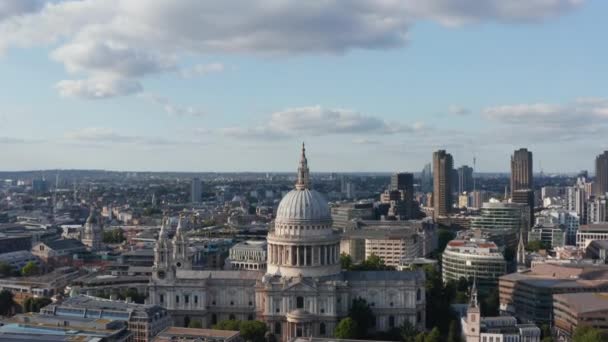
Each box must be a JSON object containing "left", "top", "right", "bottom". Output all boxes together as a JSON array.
[
  {"left": 81, "top": 209, "right": 104, "bottom": 251},
  {"left": 225, "top": 240, "right": 267, "bottom": 270},
  {"left": 149, "top": 145, "right": 426, "bottom": 341}
]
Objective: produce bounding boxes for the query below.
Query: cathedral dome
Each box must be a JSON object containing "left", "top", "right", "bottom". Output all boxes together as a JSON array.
[{"left": 276, "top": 188, "right": 331, "bottom": 223}]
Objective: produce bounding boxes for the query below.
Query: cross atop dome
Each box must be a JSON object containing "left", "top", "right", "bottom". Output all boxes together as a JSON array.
[{"left": 295, "top": 142, "right": 310, "bottom": 190}]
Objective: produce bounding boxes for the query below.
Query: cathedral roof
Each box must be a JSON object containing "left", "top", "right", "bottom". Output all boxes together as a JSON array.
[{"left": 275, "top": 143, "right": 331, "bottom": 223}]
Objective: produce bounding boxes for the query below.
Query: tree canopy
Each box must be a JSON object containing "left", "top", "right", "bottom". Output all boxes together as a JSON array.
[
  {"left": 0, "top": 290, "right": 16, "bottom": 316},
  {"left": 349, "top": 297, "right": 375, "bottom": 338},
  {"left": 573, "top": 326, "right": 603, "bottom": 342},
  {"left": 335, "top": 317, "right": 358, "bottom": 339},
  {"left": 213, "top": 319, "right": 267, "bottom": 342},
  {"left": 22, "top": 297, "right": 52, "bottom": 313},
  {"left": 21, "top": 261, "right": 39, "bottom": 277}
]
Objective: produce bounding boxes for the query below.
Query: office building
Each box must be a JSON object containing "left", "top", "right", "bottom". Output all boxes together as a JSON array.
[
  {"left": 469, "top": 190, "right": 490, "bottom": 209},
  {"left": 536, "top": 208, "right": 579, "bottom": 245},
  {"left": 330, "top": 202, "right": 374, "bottom": 230},
  {"left": 390, "top": 172, "right": 414, "bottom": 218},
  {"left": 576, "top": 223, "right": 608, "bottom": 248},
  {"left": 420, "top": 163, "right": 432, "bottom": 193},
  {"left": 191, "top": 177, "right": 202, "bottom": 203},
  {"left": 588, "top": 196, "right": 607, "bottom": 223},
  {"left": 499, "top": 263, "right": 608, "bottom": 324},
  {"left": 469, "top": 201, "right": 528, "bottom": 248},
  {"left": 442, "top": 238, "right": 506, "bottom": 288},
  {"left": 457, "top": 165, "right": 474, "bottom": 194},
  {"left": 510, "top": 148, "right": 533, "bottom": 197},
  {"left": 512, "top": 189, "right": 534, "bottom": 230},
  {"left": 554, "top": 292, "right": 608, "bottom": 341},
  {"left": 433, "top": 150, "right": 453, "bottom": 217},
  {"left": 527, "top": 223, "right": 566, "bottom": 249},
  {"left": 596, "top": 151, "right": 608, "bottom": 196}
]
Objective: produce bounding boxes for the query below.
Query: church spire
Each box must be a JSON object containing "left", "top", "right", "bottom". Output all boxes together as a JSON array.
[
  {"left": 469, "top": 277, "right": 479, "bottom": 309},
  {"left": 517, "top": 228, "right": 526, "bottom": 269},
  {"left": 295, "top": 142, "right": 310, "bottom": 190}
]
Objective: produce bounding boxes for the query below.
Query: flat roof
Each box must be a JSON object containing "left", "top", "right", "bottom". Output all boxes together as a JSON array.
[
  {"left": 554, "top": 292, "right": 608, "bottom": 314},
  {"left": 154, "top": 327, "right": 239, "bottom": 340}
]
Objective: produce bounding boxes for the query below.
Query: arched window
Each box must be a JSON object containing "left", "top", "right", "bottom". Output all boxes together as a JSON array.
[
  {"left": 184, "top": 316, "right": 190, "bottom": 328},
  {"left": 211, "top": 314, "right": 217, "bottom": 325},
  {"left": 389, "top": 315, "right": 395, "bottom": 328},
  {"left": 275, "top": 321, "right": 282, "bottom": 334},
  {"left": 320, "top": 323, "right": 326, "bottom": 335},
  {"left": 416, "top": 288, "right": 421, "bottom": 301},
  {"left": 296, "top": 296, "right": 304, "bottom": 309}
]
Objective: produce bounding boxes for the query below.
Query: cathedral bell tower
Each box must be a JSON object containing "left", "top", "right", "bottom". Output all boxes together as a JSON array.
[
  {"left": 153, "top": 216, "right": 174, "bottom": 280},
  {"left": 465, "top": 279, "right": 481, "bottom": 342},
  {"left": 172, "top": 215, "right": 191, "bottom": 270}
]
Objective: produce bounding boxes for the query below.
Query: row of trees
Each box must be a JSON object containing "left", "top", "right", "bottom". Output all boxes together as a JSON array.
[
  {"left": 0, "top": 261, "right": 40, "bottom": 278},
  {"left": 0, "top": 290, "right": 53, "bottom": 316},
  {"left": 212, "top": 319, "right": 267, "bottom": 342},
  {"left": 103, "top": 229, "right": 126, "bottom": 243},
  {"left": 340, "top": 253, "right": 395, "bottom": 271}
]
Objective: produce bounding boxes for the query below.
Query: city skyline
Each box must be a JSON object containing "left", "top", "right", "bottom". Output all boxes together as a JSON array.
[{"left": 1, "top": 0, "right": 607, "bottom": 172}]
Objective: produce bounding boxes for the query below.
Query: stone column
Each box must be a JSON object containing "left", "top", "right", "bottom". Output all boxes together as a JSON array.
[
  {"left": 296, "top": 246, "right": 300, "bottom": 266},
  {"left": 304, "top": 246, "right": 308, "bottom": 266}
]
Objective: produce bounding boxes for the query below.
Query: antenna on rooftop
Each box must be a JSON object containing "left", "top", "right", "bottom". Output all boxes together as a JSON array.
[{"left": 473, "top": 154, "right": 477, "bottom": 191}]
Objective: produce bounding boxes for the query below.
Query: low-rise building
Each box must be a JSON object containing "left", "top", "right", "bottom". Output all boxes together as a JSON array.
[
  {"left": 528, "top": 223, "right": 566, "bottom": 249},
  {"left": 225, "top": 240, "right": 267, "bottom": 270},
  {"left": 0, "top": 266, "right": 81, "bottom": 302},
  {"left": 586, "top": 239, "right": 608, "bottom": 262},
  {"left": 499, "top": 263, "right": 608, "bottom": 324},
  {"left": 553, "top": 292, "right": 608, "bottom": 341},
  {"left": 442, "top": 239, "right": 506, "bottom": 288},
  {"left": 153, "top": 327, "right": 241, "bottom": 342},
  {"left": 0, "top": 311, "right": 131, "bottom": 341},
  {"left": 0, "top": 250, "right": 40, "bottom": 270},
  {"left": 31, "top": 239, "right": 87, "bottom": 267},
  {"left": 41, "top": 295, "right": 172, "bottom": 342},
  {"left": 577, "top": 223, "right": 608, "bottom": 248}
]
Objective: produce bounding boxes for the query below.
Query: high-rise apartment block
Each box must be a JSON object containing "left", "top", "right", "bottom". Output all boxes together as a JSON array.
[
  {"left": 191, "top": 177, "right": 202, "bottom": 203},
  {"left": 511, "top": 148, "right": 533, "bottom": 197},
  {"left": 596, "top": 151, "right": 608, "bottom": 196},
  {"left": 458, "top": 165, "right": 474, "bottom": 194},
  {"left": 433, "top": 150, "right": 453, "bottom": 217}
]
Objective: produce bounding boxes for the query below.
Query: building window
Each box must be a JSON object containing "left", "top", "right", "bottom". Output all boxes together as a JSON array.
[
  {"left": 194, "top": 296, "right": 198, "bottom": 304},
  {"left": 176, "top": 295, "right": 179, "bottom": 303},
  {"left": 212, "top": 300, "right": 216, "bottom": 305},
  {"left": 185, "top": 295, "right": 189, "bottom": 304},
  {"left": 390, "top": 302, "right": 393, "bottom": 307},
  {"left": 417, "top": 288, "right": 421, "bottom": 301},
  {"left": 389, "top": 315, "right": 395, "bottom": 328},
  {"left": 371, "top": 316, "right": 376, "bottom": 328},
  {"left": 159, "top": 294, "right": 164, "bottom": 303},
  {"left": 275, "top": 322, "right": 281, "bottom": 334},
  {"left": 230, "top": 301, "right": 234, "bottom": 306},
  {"left": 229, "top": 314, "right": 236, "bottom": 320},
  {"left": 320, "top": 323, "right": 326, "bottom": 335},
  {"left": 249, "top": 301, "right": 253, "bottom": 306},
  {"left": 296, "top": 296, "right": 304, "bottom": 309},
  {"left": 417, "top": 312, "right": 421, "bottom": 323},
  {"left": 212, "top": 314, "right": 217, "bottom": 325},
  {"left": 248, "top": 314, "right": 253, "bottom": 321}
]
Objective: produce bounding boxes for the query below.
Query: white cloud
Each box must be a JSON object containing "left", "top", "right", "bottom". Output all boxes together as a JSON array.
[
  {"left": 142, "top": 94, "right": 206, "bottom": 117},
  {"left": 63, "top": 127, "right": 203, "bottom": 146},
  {"left": 55, "top": 77, "right": 142, "bottom": 99},
  {"left": 482, "top": 97, "right": 608, "bottom": 142},
  {"left": 220, "top": 105, "right": 425, "bottom": 140},
  {"left": 180, "top": 63, "right": 225, "bottom": 78},
  {"left": 0, "top": 0, "right": 584, "bottom": 98},
  {"left": 448, "top": 105, "right": 470, "bottom": 116}
]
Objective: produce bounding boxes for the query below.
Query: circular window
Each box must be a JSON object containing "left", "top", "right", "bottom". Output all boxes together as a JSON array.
[{"left": 176, "top": 262, "right": 182, "bottom": 268}]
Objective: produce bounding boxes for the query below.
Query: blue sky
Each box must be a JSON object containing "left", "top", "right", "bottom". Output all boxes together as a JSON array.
[{"left": 0, "top": 0, "right": 606, "bottom": 173}]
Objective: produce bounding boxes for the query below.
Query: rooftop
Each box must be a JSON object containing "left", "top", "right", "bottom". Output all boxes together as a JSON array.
[
  {"left": 579, "top": 223, "right": 608, "bottom": 232},
  {"left": 554, "top": 292, "right": 608, "bottom": 314},
  {"left": 153, "top": 327, "right": 239, "bottom": 341}
]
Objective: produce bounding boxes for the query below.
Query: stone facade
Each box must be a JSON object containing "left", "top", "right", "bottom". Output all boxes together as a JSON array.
[{"left": 149, "top": 145, "right": 426, "bottom": 341}]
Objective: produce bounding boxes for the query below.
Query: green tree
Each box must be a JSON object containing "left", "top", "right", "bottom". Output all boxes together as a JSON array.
[
  {"left": 573, "top": 326, "right": 603, "bottom": 342},
  {"left": 335, "top": 318, "right": 358, "bottom": 339},
  {"left": 0, "top": 290, "right": 16, "bottom": 316},
  {"left": 349, "top": 297, "right": 375, "bottom": 337},
  {"left": 447, "top": 320, "right": 459, "bottom": 342},
  {"left": 239, "top": 320, "right": 267, "bottom": 342},
  {"left": 21, "top": 261, "right": 39, "bottom": 277},
  {"left": 424, "top": 327, "right": 441, "bottom": 342},
  {"left": 353, "top": 254, "right": 394, "bottom": 271},
  {"left": 103, "top": 229, "right": 126, "bottom": 243},
  {"left": 22, "top": 297, "right": 52, "bottom": 313},
  {"left": 188, "top": 319, "right": 203, "bottom": 328},
  {"left": 400, "top": 321, "right": 419, "bottom": 342},
  {"left": 526, "top": 240, "right": 549, "bottom": 252},
  {"left": 480, "top": 288, "right": 499, "bottom": 316},
  {"left": 214, "top": 319, "right": 241, "bottom": 331},
  {"left": 340, "top": 253, "right": 353, "bottom": 270},
  {"left": 414, "top": 332, "right": 426, "bottom": 342},
  {"left": 437, "top": 229, "right": 455, "bottom": 252},
  {"left": 0, "top": 262, "right": 13, "bottom": 277}
]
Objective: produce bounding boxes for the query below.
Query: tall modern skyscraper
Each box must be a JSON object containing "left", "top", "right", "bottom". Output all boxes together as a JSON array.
[
  {"left": 433, "top": 150, "right": 453, "bottom": 217},
  {"left": 457, "top": 165, "right": 474, "bottom": 194},
  {"left": 420, "top": 163, "right": 432, "bottom": 193},
  {"left": 390, "top": 172, "right": 414, "bottom": 219},
  {"left": 191, "top": 178, "right": 202, "bottom": 203},
  {"left": 510, "top": 148, "right": 533, "bottom": 197},
  {"left": 596, "top": 151, "right": 608, "bottom": 196}
]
